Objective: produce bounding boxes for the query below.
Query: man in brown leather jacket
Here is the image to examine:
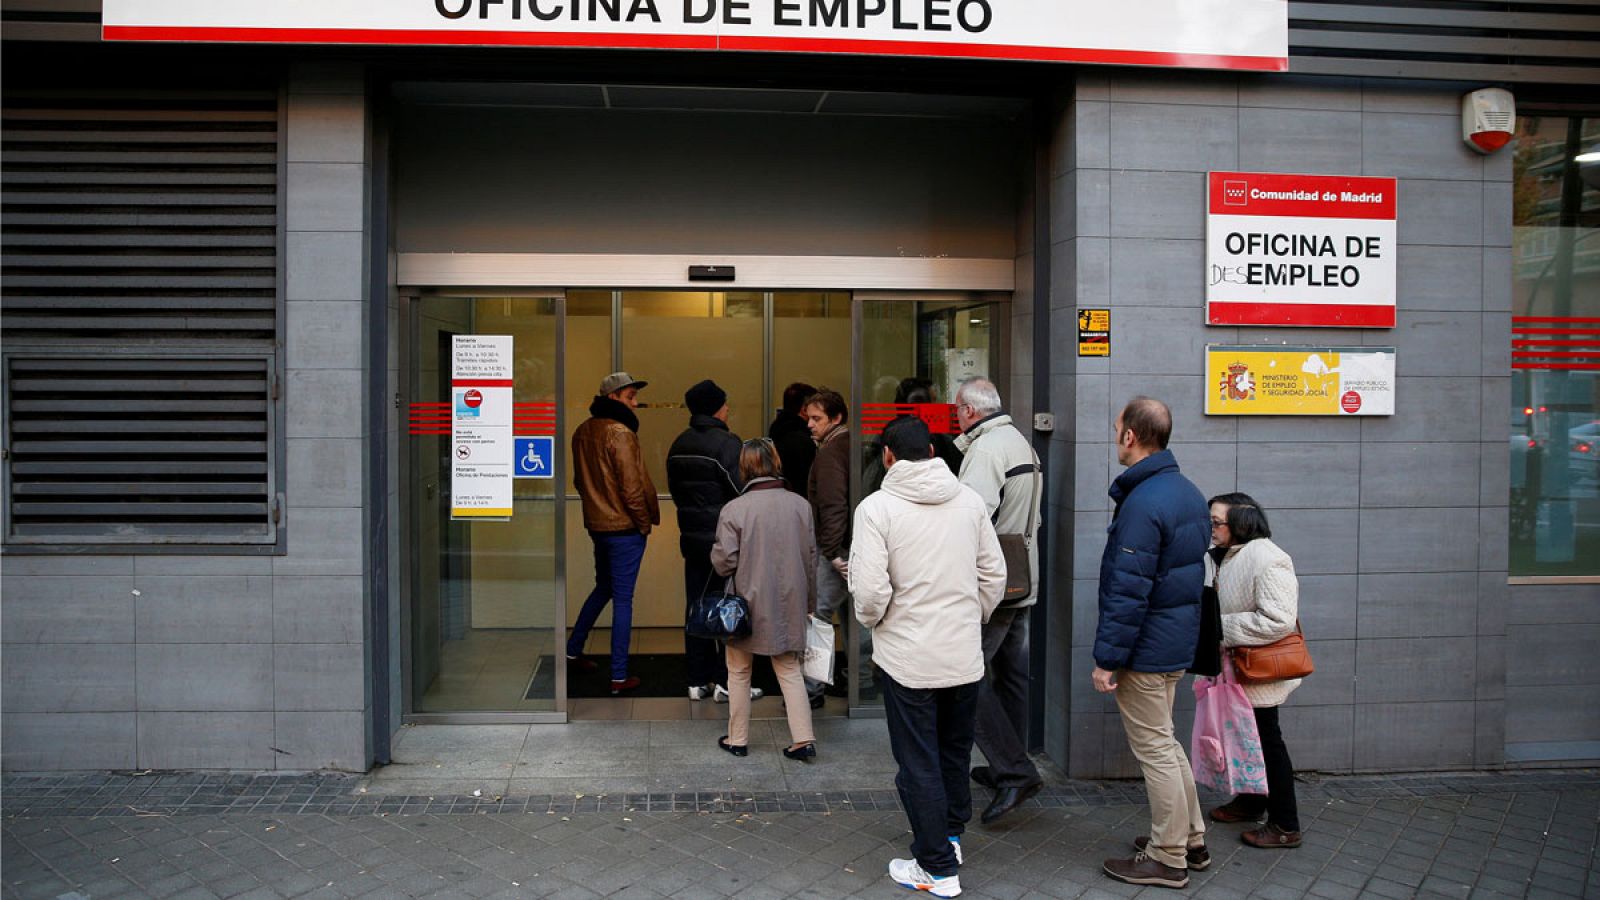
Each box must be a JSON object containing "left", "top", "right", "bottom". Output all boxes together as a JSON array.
[
  {"left": 566, "top": 371, "right": 661, "bottom": 695},
  {"left": 802, "top": 388, "right": 858, "bottom": 707}
]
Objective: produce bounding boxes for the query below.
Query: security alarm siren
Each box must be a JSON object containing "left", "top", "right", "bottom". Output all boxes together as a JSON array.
[{"left": 1463, "top": 88, "right": 1514, "bottom": 154}]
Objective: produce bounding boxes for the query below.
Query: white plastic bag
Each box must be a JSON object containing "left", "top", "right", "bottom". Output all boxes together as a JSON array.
[{"left": 802, "top": 615, "right": 835, "bottom": 685}]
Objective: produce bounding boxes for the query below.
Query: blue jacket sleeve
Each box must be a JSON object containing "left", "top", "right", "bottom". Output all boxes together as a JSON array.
[{"left": 1094, "top": 501, "right": 1164, "bottom": 671}]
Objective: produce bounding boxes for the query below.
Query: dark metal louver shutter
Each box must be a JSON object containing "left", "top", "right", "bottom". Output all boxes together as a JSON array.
[{"left": 1, "top": 86, "right": 282, "bottom": 547}]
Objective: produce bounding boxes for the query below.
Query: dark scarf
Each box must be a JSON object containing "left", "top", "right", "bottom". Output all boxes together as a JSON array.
[{"left": 589, "top": 394, "right": 640, "bottom": 432}]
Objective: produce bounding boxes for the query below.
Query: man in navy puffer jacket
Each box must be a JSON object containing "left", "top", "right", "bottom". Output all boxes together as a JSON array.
[{"left": 1094, "top": 397, "right": 1210, "bottom": 890}]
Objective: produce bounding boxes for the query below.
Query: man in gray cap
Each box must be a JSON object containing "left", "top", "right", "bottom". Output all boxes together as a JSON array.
[{"left": 567, "top": 372, "right": 660, "bottom": 695}]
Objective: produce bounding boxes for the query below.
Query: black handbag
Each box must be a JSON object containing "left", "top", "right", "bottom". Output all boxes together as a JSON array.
[{"left": 686, "top": 568, "right": 753, "bottom": 640}]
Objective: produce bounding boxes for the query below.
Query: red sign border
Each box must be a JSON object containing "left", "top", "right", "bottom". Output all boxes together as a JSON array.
[{"left": 1208, "top": 171, "right": 1398, "bottom": 220}]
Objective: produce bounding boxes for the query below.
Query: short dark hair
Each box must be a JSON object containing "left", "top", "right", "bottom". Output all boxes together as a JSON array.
[
  {"left": 894, "top": 377, "right": 935, "bottom": 405},
  {"left": 882, "top": 415, "right": 933, "bottom": 463},
  {"left": 1119, "top": 396, "right": 1172, "bottom": 450},
  {"left": 1209, "top": 491, "right": 1272, "bottom": 543},
  {"left": 782, "top": 382, "right": 816, "bottom": 416},
  {"left": 803, "top": 388, "right": 848, "bottom": 424}
]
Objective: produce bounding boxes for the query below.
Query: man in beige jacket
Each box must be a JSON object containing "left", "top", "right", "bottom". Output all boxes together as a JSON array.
[{"left": 851, "top": 416, "right": 1007, "bottom": 898}]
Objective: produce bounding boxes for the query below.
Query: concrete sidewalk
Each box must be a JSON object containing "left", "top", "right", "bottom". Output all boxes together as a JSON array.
[{"left": 4, "top": 762, "right": 1597, "bottom": 899}]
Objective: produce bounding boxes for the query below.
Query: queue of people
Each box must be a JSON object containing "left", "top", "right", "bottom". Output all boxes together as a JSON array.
[{"left": 564, "top": 371, "right": 1307, "bottom": 895}]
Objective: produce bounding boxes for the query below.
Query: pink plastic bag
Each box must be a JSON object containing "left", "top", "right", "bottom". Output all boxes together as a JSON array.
[{"left": 1190, "top": 656, "right": 1268, "bottom": 795}]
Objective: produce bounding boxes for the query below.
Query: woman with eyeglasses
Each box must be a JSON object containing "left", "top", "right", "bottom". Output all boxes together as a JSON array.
[
  {"left": 710, "top": 438, "right": 820, "bottom": 761},
  {"left": 1204, "top": 492, "right": 1303, "bottom": 849}
]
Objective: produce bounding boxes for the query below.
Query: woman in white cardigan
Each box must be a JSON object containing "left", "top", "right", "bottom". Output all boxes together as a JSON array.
[{"left": 1204, "top": 492, "right": 1303, "bottom": 849}]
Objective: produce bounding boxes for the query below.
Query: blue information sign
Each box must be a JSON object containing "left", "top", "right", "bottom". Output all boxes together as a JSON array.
[{"left": 513, "top": 436, "right": 555, "bottom": 479}]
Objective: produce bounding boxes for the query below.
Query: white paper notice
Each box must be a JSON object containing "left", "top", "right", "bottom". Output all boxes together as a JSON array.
[{"left": 451, "top": 335, "right": 514, "bottom": 519}]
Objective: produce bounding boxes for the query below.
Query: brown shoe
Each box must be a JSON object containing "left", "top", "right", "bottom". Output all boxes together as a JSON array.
[
  {"left": 1102, "top": 852, "right": 1188, "bottom": 889},
  {"left": 1133, "top": 836, "right": 1211, "bottom": 871},
  {"left": 1241, "top": 824, "right": 1302, "bottom": 849},
  {"left": 1208, "top": 797, "right": 1264, "bottom": 823}
]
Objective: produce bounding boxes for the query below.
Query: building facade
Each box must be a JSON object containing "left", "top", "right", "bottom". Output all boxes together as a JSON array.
[{"left": 2, "top": 1, "right": 1597, "bottom": 776}]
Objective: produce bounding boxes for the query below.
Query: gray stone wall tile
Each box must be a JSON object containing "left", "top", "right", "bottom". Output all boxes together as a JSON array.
[
  {"left": 1359, "top": 442, "right": 1480, "bottom": 508},
  {"left": 1358, "top": 508, "right": 1478, "bottom": 572},
  {"left": 1506, "top": 582, "right": 1600, "bottom": 626},
  {"left": 1477, "top": 573, "right": 1507, "bottom": 636},
  {"left": 1110, "top": 171, "right": 1203, "bottom": 240},
  {"left": 1074, "top": 443, "right": 1110, "bottom": 512},
  {"left": 132, "top": 557, "right": 273, "bottom": 576},
  {"left": 134, "top": 576, "right": 272, "bottom": 644},
  {"left": 1, "top": 713, "right": 137, "bottom": 771},
  {"left": 1115, "top": 374, "right": 1236, "bottom": 442},
  {"left": 1362, "top": 113, "right": 1483, "bottom": 181},
  {"left": 136, "top": 644, "right": 274, "bottom": 711},
  {"left": 1167, "top": 441, "right": 1238, "bottom": 499},
  {"left": 274, "top": 711, "right": 367, "bottom": 772},
  {"left": 0, "top": 577, "right": 134, "bottom": 644},
  {"left": 1271, "top": 508, "right": 1359, "bottom": 575},
  {"left": 273, "top": 508, "right": 364, "bottom": 577},
  {"left": 1378, "top": 311, "right": 1481, "bottom": 377},
  {"left": 1076, "top": 374, "right": 1111, "bottom": 441},
  {"left": 1100, "top": 713, "right": 1141, "bottom": 779},
  {"left": 1504, "top": 685, "right": 1600, "bottom": 744},
  {"left": 1481, "top": 311, "right": 1510, "bottom": 373},
  {"left": 1395, "top": 245, "right": 1484, "bottom": 312},
  {"left": 2, "top": 644, "right": 134, "bottom": 712},
  {"left": 1356, "top": 572, "right": 1479, "bottom": 639},
  {"left": 1475, "top": 699, "right": 1505, "bottom": 766},
  {"left": 1476, "top": 635, "right": 1505, "bottom": 701},
  {"left": 273, "top": 576, "right": 364, "bottom": 644},
  {"left": 289, "top": 61, "right": 365, "bottom": 95},
  {"left": 1013, "top": 312, "right": 1034, "bottom": 377},
  {"left": 286, "top": 438, "right": 364, "bottom": 509},
  {"left": 1109, "top": 239, "right": 1203, "bottom": 307},
  {"left": 138, "top": 712, "right": 278, "bottom": 770},
  {"left": 1109, "top": 306, "right": 1219, "bottom": 375},
  {"left": 286, "top": 232, "right": 364, "bottom": 302},
  {"left": 1078, "top": 170, "right": 1111, "bottom": 238},
  {"left": 1479, "top": 378, "right": 1510, "bottom": 442},
  {"left": 1355, "top": 636, "right": 1476, "bottom": 703},
  {"left": 1362, "top": 377, "right": 1481, "bottom": 443},
  {"left": 1360, "top": 82, "right": 1457, "bottom": 115},
  {"left": 1278, "top": 704, "right": 1354, "bottom": 771},
  {"left": 0, "top": 557, "right": 130, "bottom": 577},
  {"left": 1479, "top": 440, "right": 1509, "bottom": 508},
  {"left": 1230, "top": 326, "right": 1367, "bottom": 346},
  {"left": 1238, "top": 108, "right": 1363, "bottom": 174},
  {"left": 1482, "top": 183, "right": 1512, "bottom": 248},
  {"left": 1482, "top": 247, "right": 1511, "bottom": 312},
  {"left": 1236, "top": 416, "right": 1362, "bottom": 443},
  {"left": 1074, "top": 100, "right": 1110, "bottom": 170},
  {"left": 1291, "top": 639, "right": 1355, "bottom": 705},
  {"left": 1070, "top": 238, "right": 1110, "bottom": 309},
  {"left": 1353, "top": 701, "right": 1475, "bottom": 770},
  {"left": 286, "top": 301, "right": 364, "bottom": 369},
  {"left": 1070, "top": 647, "right": 1116, "bottom": 714},
  {"left": 1299, "top": 574, "right": 1359, "bottom": 640},
  {"left": 1235, "top": 441, "right": 1360, "bottom": 508},
  {"left": 274, "top": 644, "right": 366, "bottom": 711},
  {"left": 1505, "top": 624, "right": 1600, "bottom": 686},
  {"left": 1397, "top": 179, "right": 1484, "bottom": 247},
  {"left": 1108, "top": 72, "right": 1238, "bottom": 107},
  {"left": 1068, "top": 713, "right": 1103, "bottom": 776},
  {"left": 286, "top": 369, "right": 364, "bottom": 439},
  {"left": 1237, "top": 74, "right": 1361, "bottom": 111},
  {"left": 1073, "top": 510, "right": 1112, "bottom": 580},
  {"left": 1478, "top": 508, "right": 1509, "bottom": 572},
  {"left": 286, "top": 163, "right": 364, "bottom": 232},
  {"left": 1072, "top": 578, "right": 1099, "bottom": 648},
  {"left": 1108, "top": 103, "right": 1237, "bottom": 173},
  {"left": 287, "top": 92, "right": 366, "bottom": 164}
]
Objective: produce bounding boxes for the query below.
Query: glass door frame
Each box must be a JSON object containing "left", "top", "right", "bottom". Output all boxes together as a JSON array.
[
  {"left": 848, "top": 291, "right": 1011, "bottom": 716},
  {"left": 398, "top": 288, "right": 571, "bottom": 724}
]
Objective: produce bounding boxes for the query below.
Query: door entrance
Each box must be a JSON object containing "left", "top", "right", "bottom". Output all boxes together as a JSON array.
[{"left": 403, "top": 289, "right": 1005, "bottom": 721}]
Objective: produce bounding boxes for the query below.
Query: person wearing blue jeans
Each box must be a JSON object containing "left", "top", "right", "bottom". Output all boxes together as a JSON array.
[
  {"left": 567, "top": 530, "right": 647, "bottom": 685},
  {"left": 568, "top": 372, "right": 660, "bottom": 695}
]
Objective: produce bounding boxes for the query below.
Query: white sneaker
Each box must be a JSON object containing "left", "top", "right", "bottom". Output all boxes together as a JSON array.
[
  {"left": 688, "top": 684, "right": 715, "bottom": 701},
  {"left": 712, "top": 685, "right": 764, "bottom": 703},
  {"left": 888, "top": 858, "right": 961, "bottom": 897},
  {"left": 949, "top": 836, "right": 963, "bottom": 866}
]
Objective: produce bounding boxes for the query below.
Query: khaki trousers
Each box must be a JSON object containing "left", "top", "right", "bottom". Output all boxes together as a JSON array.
[
  {"left": 725, "top": 646, "right": 815, "bottom": 748},
  {"left": 1114, "top": 669, "right": 1206, "bottom": 869}
]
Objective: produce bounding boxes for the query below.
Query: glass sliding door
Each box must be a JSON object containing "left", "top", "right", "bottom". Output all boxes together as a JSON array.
[{"left": 408, "top": 294, "right": 563, "bottom": 714}]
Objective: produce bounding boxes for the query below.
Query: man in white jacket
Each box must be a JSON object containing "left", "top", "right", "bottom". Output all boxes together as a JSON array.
[{"left": 851, "top": 416, "right": 1007, "bottom": 898}]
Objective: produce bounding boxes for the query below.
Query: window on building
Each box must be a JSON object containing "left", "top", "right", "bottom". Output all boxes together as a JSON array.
[{"left": 1511, "top": 114, "right": 1600, "bottom": 576}]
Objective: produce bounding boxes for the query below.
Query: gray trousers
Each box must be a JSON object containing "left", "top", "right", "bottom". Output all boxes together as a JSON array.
[
  {"left": 806, "top": 553, "right": 868, "bottom": 698},
  {"left": 974, "top": 606, "right": 1041, "bottom": 788}
]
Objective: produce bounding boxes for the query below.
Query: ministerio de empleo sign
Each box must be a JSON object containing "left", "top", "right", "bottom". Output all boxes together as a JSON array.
[{"left": 101, "top": 0, "right": 1288, "bottom": 69}]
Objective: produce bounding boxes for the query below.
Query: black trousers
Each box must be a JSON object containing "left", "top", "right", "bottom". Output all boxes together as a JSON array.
[
  {"left": 683, "top": 550, "right": 728, "bottom": 688},
  {"left": 973, "top": 607, "right": 1042, "bottom": 788},
  {"left": 1231, "top": 705, "right": 1300, "bottom": 831},
  {"left": 880, "top": 669, "right": 979, "bottom": 878}
]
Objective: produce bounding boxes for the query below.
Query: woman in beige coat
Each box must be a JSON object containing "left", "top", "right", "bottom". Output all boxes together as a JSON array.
[
  {"left": 1204, "top": 492, "right": 1304, "bottom": 849},
  {"left": 710, "top": 438, "right": 819, "bottom": 760}
]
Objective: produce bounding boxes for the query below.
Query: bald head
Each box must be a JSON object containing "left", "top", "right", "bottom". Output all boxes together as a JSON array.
[{"left": 1115, "top": 396, "right": 1172, "bottom": 467}]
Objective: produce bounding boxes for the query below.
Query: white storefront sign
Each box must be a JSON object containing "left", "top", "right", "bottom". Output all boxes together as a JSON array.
[
  {"left": 102, "top": 0, "right": 1287, "bottom": 70},
  {"left": 1206, "top": 171, "right": 1398, "bottom": 328},
  {"left": 451, "top": 335, "right": 515, "bottom": 519}
]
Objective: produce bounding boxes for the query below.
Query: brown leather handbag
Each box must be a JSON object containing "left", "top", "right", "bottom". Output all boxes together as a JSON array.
[{"left": 1230, "top": 622, "right": 1314, "bottom": 684}]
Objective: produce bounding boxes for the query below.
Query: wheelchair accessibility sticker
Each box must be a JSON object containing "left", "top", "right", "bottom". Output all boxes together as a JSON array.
[{"left": 514, "top": 436, "right": 555, "bottom": 479}]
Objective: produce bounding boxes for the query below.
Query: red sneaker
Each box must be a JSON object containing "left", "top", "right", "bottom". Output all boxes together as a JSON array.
[{"left": 610, "top": 676, "right": 641, "bottom": 696}]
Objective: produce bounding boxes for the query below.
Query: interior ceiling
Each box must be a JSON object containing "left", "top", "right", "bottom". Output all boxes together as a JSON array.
[{"left": 391, "top": 81, "right": 1028, "bottom": 120}]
